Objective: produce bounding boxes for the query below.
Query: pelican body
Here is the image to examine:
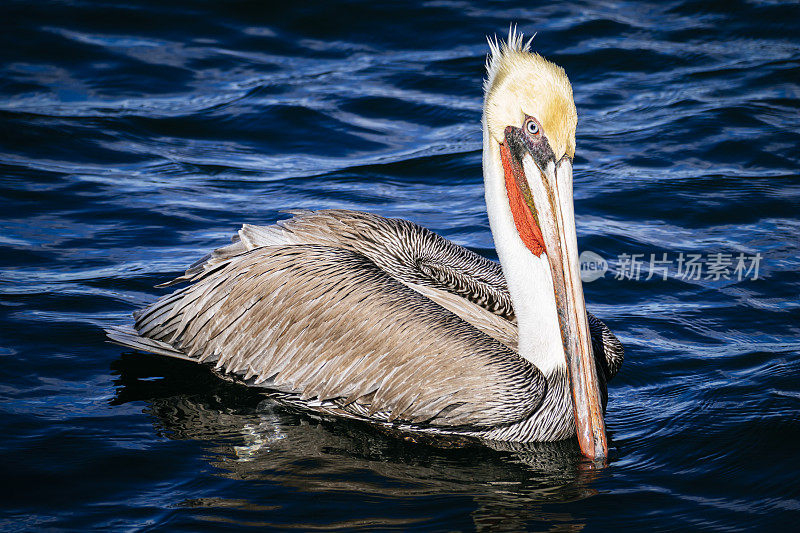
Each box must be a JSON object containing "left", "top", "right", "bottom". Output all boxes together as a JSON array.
[{"left": 108, "top": 31, "right": 623, "bottom": 459}]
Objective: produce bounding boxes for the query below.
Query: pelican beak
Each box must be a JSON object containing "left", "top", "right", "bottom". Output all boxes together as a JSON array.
[{"left": 503, "top": 126, "right": 608, "bottom": 460}]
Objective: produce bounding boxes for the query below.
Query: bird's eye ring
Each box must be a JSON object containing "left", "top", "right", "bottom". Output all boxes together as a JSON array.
[{"left": 525, "top": 119, "right": 540, "bottom": 136}]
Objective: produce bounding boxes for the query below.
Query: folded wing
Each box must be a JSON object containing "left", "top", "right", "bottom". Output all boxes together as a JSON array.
[{"left": 118, "top": 244, "right": 547, "bottom": 428}]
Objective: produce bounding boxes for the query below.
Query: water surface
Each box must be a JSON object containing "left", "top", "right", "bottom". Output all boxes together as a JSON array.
[{"left": 1, "top": 0, "right": 799, "bottom": 530}]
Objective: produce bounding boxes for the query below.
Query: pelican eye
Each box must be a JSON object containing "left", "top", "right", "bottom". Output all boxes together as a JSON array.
[{"left": 525, "top": 119, "right": 540, "bottom": 136}]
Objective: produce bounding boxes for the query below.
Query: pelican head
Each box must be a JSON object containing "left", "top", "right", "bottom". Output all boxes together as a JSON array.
[{"left": 482, "top": 29, "right": 607, "bottom": 459}]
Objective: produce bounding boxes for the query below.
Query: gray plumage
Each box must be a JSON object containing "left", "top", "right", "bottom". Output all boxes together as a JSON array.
[{"left": 107, "top": 210, "right": 623, "bottom": 442}]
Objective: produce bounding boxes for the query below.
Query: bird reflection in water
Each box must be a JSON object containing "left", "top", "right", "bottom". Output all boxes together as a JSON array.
[{"left": 112, "top": 353, "right": 602, "bottom": 530}]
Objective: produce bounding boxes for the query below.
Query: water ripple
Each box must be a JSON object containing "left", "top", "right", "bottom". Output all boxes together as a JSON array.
[{"left": 1, "top": 0, "right": 798, "bottom": 530}]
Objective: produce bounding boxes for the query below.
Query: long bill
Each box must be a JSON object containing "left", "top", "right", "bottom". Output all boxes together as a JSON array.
[{"left": 522, "top": 155, "right": 608, "bottom": 459}]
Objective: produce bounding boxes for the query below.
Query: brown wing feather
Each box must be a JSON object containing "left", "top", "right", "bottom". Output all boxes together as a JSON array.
[
  {"left": 158, "top": 209, "right": 515, "bottom": 320},
  {"left": 132, "top": 245, "right": 547, "bottom": 428},
  {"left": 155, "top": 209, "right": 621, "bottom": 375}
]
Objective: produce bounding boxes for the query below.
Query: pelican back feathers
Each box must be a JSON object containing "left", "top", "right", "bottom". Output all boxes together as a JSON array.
[{"left": 122, "top": 242, "right": 549, "bottom": 430}]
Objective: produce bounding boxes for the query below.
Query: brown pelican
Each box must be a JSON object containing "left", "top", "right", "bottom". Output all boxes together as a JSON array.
[{"left": 107, "top": 30, "right": 623, "bottom": 459}]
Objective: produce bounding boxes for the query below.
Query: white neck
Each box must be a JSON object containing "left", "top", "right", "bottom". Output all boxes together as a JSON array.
[{"left": 481, "top": 124, "right": 566, "bottom": 376}]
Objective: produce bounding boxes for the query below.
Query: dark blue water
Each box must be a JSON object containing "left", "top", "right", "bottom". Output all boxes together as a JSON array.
[{"left": 2, "top": 0, "right": 799, "bottom": 530}]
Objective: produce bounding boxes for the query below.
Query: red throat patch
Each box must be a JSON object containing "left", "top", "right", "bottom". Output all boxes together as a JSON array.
[{"left": 499, "top": 143, "right": 546, "bottom": 256}]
